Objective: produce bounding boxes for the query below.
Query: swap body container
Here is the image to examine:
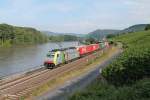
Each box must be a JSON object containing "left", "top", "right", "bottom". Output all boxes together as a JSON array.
[{"left": 76, "top": 44, "right": 100, "bottom": 56}]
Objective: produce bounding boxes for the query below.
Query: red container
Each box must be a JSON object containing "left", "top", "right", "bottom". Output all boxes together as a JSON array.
[
  {"left": 76, "top": 46, "right": 87, "bottom": 55},
  {"left": 76, "top": 44, "right": 99, "bottom": 56}
]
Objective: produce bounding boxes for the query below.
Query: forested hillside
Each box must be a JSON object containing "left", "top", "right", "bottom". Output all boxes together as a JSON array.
[
  {"left": 87, "top": 29, "right": 119, "bottom": 40},
  {"left": 117, "top": 24, "right": 150, "bottom": 34},
  {"left": 87, "top": 24, "right": 150, "bottom": 40},
  {"left": 42, "top": 31, "right": 85, "bottom": 37},
  {"left": 70, "top": 30, "right": 150, "bottom": 100},
  {"left": 48, "top": 35, "right": 79, "bottom": 42},
  {"left": 0, "top": 24, "right": 48, "bottom": 47},
  {"left": 0, "top": 24, "right": 80, "bottom": 47}
]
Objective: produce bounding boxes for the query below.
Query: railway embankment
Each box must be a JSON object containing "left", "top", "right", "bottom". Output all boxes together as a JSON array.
[
  {"left": 36, "top": 46, "right": 122, "bottom": 100},
  {"left": 0, "top": 45, "right": 122, "bottom": 100}
]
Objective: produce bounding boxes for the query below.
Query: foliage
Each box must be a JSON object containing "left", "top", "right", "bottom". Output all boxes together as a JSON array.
[
  {"left": 69, "top": 78, "right": 150, "bottom": 100},
  {"left": 102, "top": 30, "right": 150, "bottom": 85},
  {"left": 70, "top": 29, "right": 150, "bottom": 100},
  {"left": 0, "top": 24, "right": 80, "bottom": 47},
  {"left": 145, "top": 24, "right": 150, "bottom": 31},
  {"left": 118, "top": 24, "right": 149, "bottom": 34},
  {"left": 87, "top": 29, "right": 119, "bottom": 40},
  {"left": 0, "top": 24, "right": 49, "bottom": 47},
  {"left": 106, "top": 34, "right": 117, "bottom": 38},
  {"left": 85, "top": 37, "right": 98, "bottom": 44},
  {"left": 48, "top": 35, "right": 78, "bottom": 42}
]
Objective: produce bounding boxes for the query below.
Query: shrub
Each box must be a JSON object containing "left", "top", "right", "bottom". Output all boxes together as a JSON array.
[
  {"left": 69, "top": 78, "right": 150, "bottom": 100},
  {"left": 102, "top": 30, "right": 150, "bottom": 85}
]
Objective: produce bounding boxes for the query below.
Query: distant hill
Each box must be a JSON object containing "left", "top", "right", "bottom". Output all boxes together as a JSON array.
[
  {"left": 118, "top": 24, "right": 149, "bottom": 34},
  {"left": 42, "top": 31, "right": 59, "bottom": 36},
  {"left": 86, "top": 29, "right": 120, "bottom": 40},
  {"left": 42, "top": 31, "right": 85, "bottom": 37},
  {"left": 87, "top": 24, "right": 150, "bottom": 40}
]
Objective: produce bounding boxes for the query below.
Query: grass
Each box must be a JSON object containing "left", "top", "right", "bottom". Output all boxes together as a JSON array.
[
  {"left": 69, "top": 78, "right": 150, "bottom": 100},
  {"left": 23, "top": 46, "right": 120, "bottom": 99}
]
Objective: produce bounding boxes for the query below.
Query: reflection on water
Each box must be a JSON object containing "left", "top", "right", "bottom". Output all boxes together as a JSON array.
[{"left": 0, "top": 42, "right": 79, "bottom": 77}]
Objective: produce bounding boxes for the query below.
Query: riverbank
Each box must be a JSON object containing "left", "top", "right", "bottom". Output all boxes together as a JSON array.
[{"left": 0, "top": 42, "right": 79, "bottom": 77}]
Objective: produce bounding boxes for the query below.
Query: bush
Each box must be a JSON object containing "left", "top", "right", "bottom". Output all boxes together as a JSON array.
[
  {"left": 102, "top": 30, "right": 150, "bottom": 85},
  {"left": 69, "top": 80, "right": 116, "bottom": 100},
  {"left": 102, "top": 47, "right": 150, "bottom": 85},
  {"left": 145, "top": 24, "right": 150, "bottom": 31},
  {"left": 134, "top": 78, "right": 150, "bottom": 98},
  {"left": 69, "top": 78, "right": 150, "bottom": 100}
]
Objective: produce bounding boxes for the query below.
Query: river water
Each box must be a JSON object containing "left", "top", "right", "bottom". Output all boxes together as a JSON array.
[{"left": 0, "top": 42, "right": 79, "bottom": 77}]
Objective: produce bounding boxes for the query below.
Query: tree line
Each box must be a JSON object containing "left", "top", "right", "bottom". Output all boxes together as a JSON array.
[
  {"left": 0, "top": 24, "right": 49, "bottom": 47},
  {"left": 0, "top": 24, "right": 79, "bottom": 47},
  {"left": 48, "top": 35, "right": 79, "bottom": 42}
]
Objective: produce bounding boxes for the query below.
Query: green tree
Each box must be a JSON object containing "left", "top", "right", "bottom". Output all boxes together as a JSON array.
[
  {"left": 85, "top": 38, "right": 97, "bottom": 44},
  {"left": 0, "top": 24, "right": 49, "bottom": 46},
  {"left": 145, "top": 24, "right": 150, "bottom": 31}
]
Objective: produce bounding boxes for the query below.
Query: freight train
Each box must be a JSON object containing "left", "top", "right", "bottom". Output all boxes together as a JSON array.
[{"left": 44, "top": 41, "right": 109, "bottom": 69}]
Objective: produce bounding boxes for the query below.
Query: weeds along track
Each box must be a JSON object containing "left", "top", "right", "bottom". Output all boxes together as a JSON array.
[{"left": 0, "top": 50, "right": 104, "bottom": 99}]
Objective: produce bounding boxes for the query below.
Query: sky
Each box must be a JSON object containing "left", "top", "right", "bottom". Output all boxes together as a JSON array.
[{"left": 0, "top": 0, "right": 150, "bottom": 34}]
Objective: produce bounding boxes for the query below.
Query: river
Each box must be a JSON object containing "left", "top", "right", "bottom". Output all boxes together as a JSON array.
[{"left": 0, "top": 42, "right": 79, "bottom": 77}]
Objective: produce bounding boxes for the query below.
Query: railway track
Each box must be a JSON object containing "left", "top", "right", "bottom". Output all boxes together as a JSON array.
[
  {"left": 0, "top": 67, "right": 46, "bottom": 87},
  {"left": 0, "top": 50, "right": 104, "bottom": 100},
  {"left": 0, "top": 69, "right": 49, "bottom": 90}
]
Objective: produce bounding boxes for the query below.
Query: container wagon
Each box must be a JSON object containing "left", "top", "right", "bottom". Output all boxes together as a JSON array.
[{"left": 76, "top": 44, "right": 99, "bottom": 56}]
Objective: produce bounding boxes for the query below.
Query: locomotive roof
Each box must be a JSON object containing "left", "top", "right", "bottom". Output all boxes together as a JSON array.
[
  {"left": 75, "top": 43, "right": 99, "bottom": 48},
  {"left": 50, "top": 47, "right": 76, "bottom": 52}
]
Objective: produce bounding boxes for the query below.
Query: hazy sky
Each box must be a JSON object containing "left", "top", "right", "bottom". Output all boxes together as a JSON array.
[{"left": 0, "top": 0, "right": 150, "bottom": 33}]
